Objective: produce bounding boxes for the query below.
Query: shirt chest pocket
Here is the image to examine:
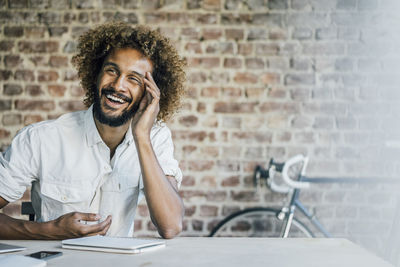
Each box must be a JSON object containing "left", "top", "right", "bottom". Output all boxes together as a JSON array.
[
  {"left": 101, "top": 173, "right": 140, "bottom": 193},
  {"left": 40, "top": 181, "right": 92, "bottom": 203}
]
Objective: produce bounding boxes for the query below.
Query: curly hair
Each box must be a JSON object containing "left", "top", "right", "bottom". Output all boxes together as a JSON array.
[{"left": 72, "top": 21, "right": 186, "bottom": 122}]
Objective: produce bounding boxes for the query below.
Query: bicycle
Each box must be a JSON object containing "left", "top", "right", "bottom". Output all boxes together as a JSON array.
[{"left": 209, "top": 154, "right": 398, "bottom": 238}]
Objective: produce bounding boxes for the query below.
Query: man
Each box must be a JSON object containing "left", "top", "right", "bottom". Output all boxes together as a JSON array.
[{"left": 0, "top": 22, "right": 186, "bottom": 239}]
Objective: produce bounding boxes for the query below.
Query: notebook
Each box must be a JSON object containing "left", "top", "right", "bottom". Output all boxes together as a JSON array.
[
  {"left": 61, "top": 235, "right": 166, "bottom": 254},
  {"left": 0, "top": 243, "right": 26, "bottom": 254}
]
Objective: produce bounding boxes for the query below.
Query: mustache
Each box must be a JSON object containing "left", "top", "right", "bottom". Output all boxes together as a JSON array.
[{"left": 101, "top": 86, "right": 132, "bottom": 103}]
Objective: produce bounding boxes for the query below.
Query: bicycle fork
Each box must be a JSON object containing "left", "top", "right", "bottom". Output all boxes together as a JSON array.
[{"left": 277, "top": 205, "right": 296, "bottom": 238}]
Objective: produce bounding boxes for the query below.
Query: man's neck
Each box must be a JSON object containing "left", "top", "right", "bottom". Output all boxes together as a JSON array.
[{"left": 94, "top": 118, "right": 130, "bottom": 156}]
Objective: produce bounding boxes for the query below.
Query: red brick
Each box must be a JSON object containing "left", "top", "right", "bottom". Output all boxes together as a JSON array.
[
  {"left": 188, "top": 72, "right": 207, "bottom": 83},
  {"left": 167, "top": 13, "right": 190, "bottom": 24},
  {"left": 203, "top": 0, "right": 220, "bottom": 10},
  {"left": 63, "top": 70, "right": 78, "bottom": 81},
  {"left": 205, "top": 191, "right": 227, "bottom": 201},
  {"left": 224, "top": 58, "right": 242, "bottom": 68},
  {"left": 0, "top": 41, "right": 14, "bottom": 52},
  {"left": 181, "top": 175, "right": 196, "bottom": 187},
  {"left": 181, "top": 27, "right": 200, "bottom": 40},
  {"left": 200, "top": 205, "right": 218, "bottom": 216},
  {"left": 217, "top": 160, "right": 240, "bottom": 172},
  {"left": 192, "top": 220, "right": 203, "bottom": 231},
  {"left": 200, "top": 146, "right": 219, "bottom": 157},
  {"left": 245, "top": 58, "right": 265, "bottom": 69},
  {"left": 4, "top": 55, "right": 22, "bottom": 68},
  {"left": 178, "top": 115, "right": 198, "bottom": 127},
  {"left": 221, "top": 175, "right": 240, "bottom": 187},
  {"left": 29, "top": 56, "right": 48, "bottom": 67},
  {"left": 200, "top": 176, "right": 217, "bottom": 187},
  {"left": 195, "top": 13, "right": 217, "bottom": 24},
  {"left": 185, "top": 206, "right": 196, "bottom": 217},
  {"left": 214, "top": 102, "right": 257, "bottom": 113},
  {"left": 197, "top": 102, "right": 206, "bottom": 113},
  {"left": 49, "top": 55, "right": 69, "bottom": 67},
  {"left": 261, "top": 73, "right": 280, "bottom": 84},
  {"left": 238, "top": 43, "right": 253, "bottom": 55},
  {"left": 24, "top": 27, "right": 46, "bottom": 38},
  {"left": 184, "top": 42, "right": 202, "bottom": 54},
  {"left": 231, "top": 191, "right": 260, "bottom": 202},
  {"left": 221, "top": 13, "right": 252, "bottom": 25},
  {"left": 48, "top": 85, "right": 67, "bottom": 97},
  {"left": 179, "top": 190, "right": 205, "bottom": 200},
  {"left": 0, "top": 70, "right": 12, "bottom": 81},
  {"left": 245, "top": 87, "right": 265, "bottom": 98},
  {"left": 222, "top": 87, "right": 241, "bottom": 97},
  {"left": 16, "top": 100, "right": 55, "bottom": 111},
  {"left": 38, "top": 71, "right": 59, "bottom": 82},
  {"left": 18, "top": 41, "right": 58, "bottom": 53},
  {"left": 255, "top": 43, "right": 279, "bottom": 55},
  {"left": 202, "top": 28, "right": 222, "bottom": 40},
  {"left": 9, "top": 0, "right": 28, "bottom": 8},
  {"left": 233, "top": 72, "right": 258, "bottom": 84},
  {"left": 143, "top": 12, "right": 167, "bottom": 24},
  {"left": 59, "top": 100, "right": 85, "bottom": 111},
  {"left": 172, "top": 130, "right": 207, "bottom": 142},
  {"left": 2, "top": 114, "right": 22, "bottom": 126},
  {"left": 68, "top": 85, "right": 84, "bottom": 97},
  {"left": 0, "top": 129, "right": 10, "bottom": 139},
  {"left": 4, "top": 84, "right": 23, "bottom": 95},
  {"left": 4, "top": 26, "right": 23, "bottom": 37},
  {"left": 187, "top": 57, "right": 220, "bottom": 68},
  {"left": 225, "top": 29, "right": 244, "bottom": 40},
  {"left": 201, "top": 86, "right": 219, "bottom": 97},
  {"left": 188, "top": 160, "right": 215, "bottom": 171},
  {"left": 24, "top": 114, "right": 44, "bottom": 125},
  {"left": 14, "top": 70, "right": 35, "bottom": 82},
  {"left": 231, "top": 132, "right": 273, "bottom": 143},
  {"left": 0, "top": 100, "right": 12, "bottom": 111},
  {"left": 25, "top": 85, "right": 43, "bottom": 96}
]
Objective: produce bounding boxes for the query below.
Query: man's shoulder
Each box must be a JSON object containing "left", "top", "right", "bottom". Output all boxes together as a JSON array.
[{"left": 17, "top": 110, "right": 87, "bottom": 136}]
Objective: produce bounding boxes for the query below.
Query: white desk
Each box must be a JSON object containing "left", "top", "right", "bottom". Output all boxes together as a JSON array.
[{"left": 2, "top": 237, "right": 394, "bottom": 267}]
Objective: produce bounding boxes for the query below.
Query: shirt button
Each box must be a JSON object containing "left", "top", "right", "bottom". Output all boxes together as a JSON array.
[{"left": 62, "top": 196, "right": 67, "bottom": 201}]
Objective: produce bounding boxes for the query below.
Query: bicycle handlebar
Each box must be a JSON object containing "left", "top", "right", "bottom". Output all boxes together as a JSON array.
[{"left": 281, "top": 154, "right": 310, "bottom": 189}]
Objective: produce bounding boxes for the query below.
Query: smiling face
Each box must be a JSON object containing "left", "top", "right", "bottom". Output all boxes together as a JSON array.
[{"left": 93, "top": 48, "right": 153, "bottom": 127}]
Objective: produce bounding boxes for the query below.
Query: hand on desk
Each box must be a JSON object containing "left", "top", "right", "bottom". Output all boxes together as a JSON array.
[{"left": 50, "top": 212, "right": 112, "bottom": 239}]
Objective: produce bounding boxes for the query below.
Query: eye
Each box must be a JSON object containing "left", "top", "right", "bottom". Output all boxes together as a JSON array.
[
  {"left": 105, "top": 68, "right": 117, "bottom": 75},
  {"left": 128, "top": 76, "right": 141, "bottom": 85}
]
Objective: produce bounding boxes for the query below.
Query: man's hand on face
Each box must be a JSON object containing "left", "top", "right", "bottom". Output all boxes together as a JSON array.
[
  {"left": 131, "top": 72, "right": 161, "bottom": 139},
  {"left": 50, "top": 212, "right": 112, "bottom": 239}
]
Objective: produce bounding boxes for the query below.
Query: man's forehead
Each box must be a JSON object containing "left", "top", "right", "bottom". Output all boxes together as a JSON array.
[{"left": 103, "top": 47, "right": 153, "bottom": 73}]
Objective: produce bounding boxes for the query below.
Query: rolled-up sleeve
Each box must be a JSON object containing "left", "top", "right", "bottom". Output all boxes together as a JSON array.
[
  {"left": 152, "top": 124, "right": 182, "bottom": 188},
  {"left": 0, "top": 125, "right": 39, "bottom": 202}
]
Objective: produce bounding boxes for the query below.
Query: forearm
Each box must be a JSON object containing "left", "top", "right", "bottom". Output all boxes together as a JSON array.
[
  {"left": 0, "top": 213, "right": 55, "bottom": 240},
  {"left": 135, "top": 136, "right": 184, "bottom": 239}
]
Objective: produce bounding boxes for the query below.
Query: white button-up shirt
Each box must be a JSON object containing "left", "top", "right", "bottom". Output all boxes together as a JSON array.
[{"left": 0, "top": 105, "right": 182, "bottom": 237}]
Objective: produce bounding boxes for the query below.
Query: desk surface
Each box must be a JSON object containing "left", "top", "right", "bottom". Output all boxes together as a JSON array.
[{"left": 2, "top": 237, "right": 393, "bottom": 267}]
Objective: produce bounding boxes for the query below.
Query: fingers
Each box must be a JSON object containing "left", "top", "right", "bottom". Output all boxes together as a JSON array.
[
  {"left": 81, "top": 215, "right": 112, "bottom": 236},
  {"left": 144, "top": 72, "right": 160, "bottom": 102},
  {"left": 73, "top": 212, "right": 101, "bottom": 222}
]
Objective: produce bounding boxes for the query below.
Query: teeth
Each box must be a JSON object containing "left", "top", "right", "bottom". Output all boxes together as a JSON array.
[{"left": 106, "top": 94, "right": 125, "bottom": 103}]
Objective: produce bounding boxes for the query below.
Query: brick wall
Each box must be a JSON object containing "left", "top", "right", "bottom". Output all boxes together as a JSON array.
[{"left": 1, "top": 0, "right": 400, "bottom": 262}]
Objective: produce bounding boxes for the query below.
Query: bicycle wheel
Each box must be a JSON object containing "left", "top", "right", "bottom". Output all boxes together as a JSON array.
[{"left": 209, "top": 207, "right": 314, "bottom": 237}]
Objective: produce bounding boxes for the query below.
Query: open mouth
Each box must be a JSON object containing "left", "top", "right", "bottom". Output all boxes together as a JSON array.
[{"left": 105, "top": 94, "right": 127, "bottom": 104}]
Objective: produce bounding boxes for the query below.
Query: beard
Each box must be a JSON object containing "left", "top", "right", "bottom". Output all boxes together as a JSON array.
[{"left": 93, "top": 86, "right": 141, "bottom": 127}]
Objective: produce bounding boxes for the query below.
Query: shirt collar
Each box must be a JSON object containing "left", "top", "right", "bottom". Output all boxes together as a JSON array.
[{"left": 85, "top": 105, "right": 134, "bottom": 147}]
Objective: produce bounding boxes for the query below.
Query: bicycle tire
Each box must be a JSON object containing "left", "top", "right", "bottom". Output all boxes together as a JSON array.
[{"left": 209, "top": 207, "right": 314, "bottom": 238}]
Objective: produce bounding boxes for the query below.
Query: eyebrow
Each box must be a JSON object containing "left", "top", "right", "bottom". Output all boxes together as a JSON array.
[{"left": 103, "top": 62, "right": 145, "bottom": 78}]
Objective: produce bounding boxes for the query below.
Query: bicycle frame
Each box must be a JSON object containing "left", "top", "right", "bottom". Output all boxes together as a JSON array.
[{"left": 279, "top": 178, "right": 332, "bottom": 238}]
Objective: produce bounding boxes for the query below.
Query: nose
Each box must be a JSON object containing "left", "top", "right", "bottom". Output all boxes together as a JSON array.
[{"left": 112, "top": 74, "right": 127, "bottom": 92}]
